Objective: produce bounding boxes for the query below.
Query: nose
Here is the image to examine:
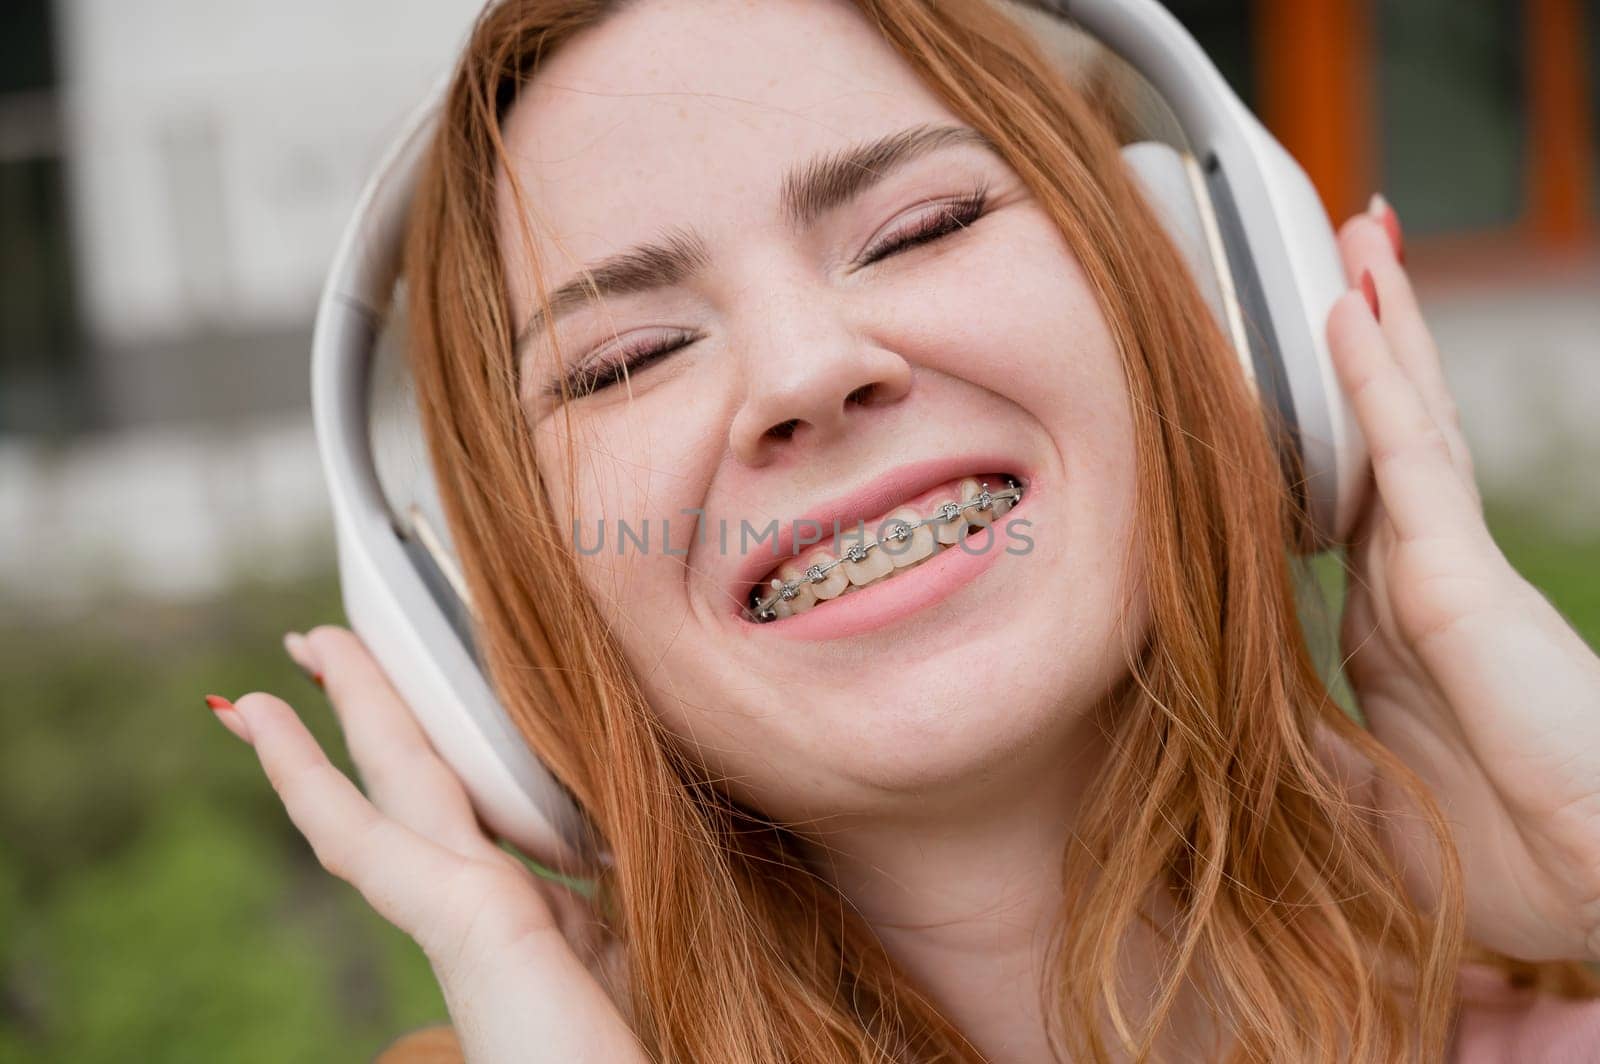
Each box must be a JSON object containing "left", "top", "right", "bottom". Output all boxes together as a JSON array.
[{"left": 727, "top": 298, "right": 913, "bottom": 467}]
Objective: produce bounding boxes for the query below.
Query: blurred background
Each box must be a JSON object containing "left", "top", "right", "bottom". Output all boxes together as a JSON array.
[{"left": 2, "top": 0, "right": 1596, "bottom": 1060}]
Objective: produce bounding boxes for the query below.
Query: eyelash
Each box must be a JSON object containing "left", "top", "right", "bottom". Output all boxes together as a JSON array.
[
  {"left": 557, "top": 184, "right": 991, "bottom": 398},
  {"left": 858, "top": 183, "right": 991, "bottom": 267}
]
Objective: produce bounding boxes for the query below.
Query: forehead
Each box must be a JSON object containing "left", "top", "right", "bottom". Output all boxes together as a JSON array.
[{"left": 494, "top": 0, "right": 964, "bottom": 280}]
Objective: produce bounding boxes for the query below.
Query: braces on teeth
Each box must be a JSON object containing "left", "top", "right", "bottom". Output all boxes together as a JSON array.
[{"left": 745, "top": 477, "right": 1025, "bottom": 623}]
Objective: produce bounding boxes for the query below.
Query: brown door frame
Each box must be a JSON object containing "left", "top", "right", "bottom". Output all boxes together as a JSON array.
[
  {"left": 1253, "top": 0, "right": 1596, "bottom": 251},
  {"left": 1525, "top": 0, "right": 1595, "bottom": 247},
  {"left": 1253, "top": 0, "right": 1375, "bottom": 225}
]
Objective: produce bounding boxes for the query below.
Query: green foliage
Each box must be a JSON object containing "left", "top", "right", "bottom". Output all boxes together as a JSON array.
[
  {"left": 1482, "top": 502, "right": 1600, "bottom": 647},
  {"left": 0, "top": 507, "right": 1594, "bottom": 1061},
  {"left": 0, "top": 572, "right": 444, "bottom": 1064}
]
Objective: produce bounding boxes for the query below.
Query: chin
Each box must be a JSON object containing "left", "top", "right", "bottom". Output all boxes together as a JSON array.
[{"left": 822, "top": 641, "right": 1081, "bottom": 784}]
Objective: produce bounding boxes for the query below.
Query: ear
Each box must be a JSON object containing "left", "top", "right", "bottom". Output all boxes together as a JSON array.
[{"left": 1119, "top": 140, "right": 1242, "bottom": 364}]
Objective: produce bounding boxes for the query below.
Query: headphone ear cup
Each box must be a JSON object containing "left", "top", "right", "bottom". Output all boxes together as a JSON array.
[
  {"left": 1120, "top": 139, "right": 1370, "bottom": 553},
  {"left": 1121, "top": 139, "right": 1338, "bottom": 552},
  {"left": 1119, "top": 141, "right": 1254, "bottom": 389}
]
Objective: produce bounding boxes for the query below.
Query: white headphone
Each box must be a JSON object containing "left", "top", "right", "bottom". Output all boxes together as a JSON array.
[{"left": 308, "top": 0, "right": 1369, "bottom": 876}]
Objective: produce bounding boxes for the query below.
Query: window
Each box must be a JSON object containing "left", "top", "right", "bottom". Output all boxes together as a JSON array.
[
  {"left": 1376, "top": 0, "right": 1526, "bottom": 235},
  {"left": 1165, "top": 0, "right": 1256, "bottom": 112},
  {"left": 0, "top": 0, "right": 86, "bottom": 435}
]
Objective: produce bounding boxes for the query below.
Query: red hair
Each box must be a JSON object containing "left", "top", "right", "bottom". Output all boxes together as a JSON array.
[{"left": 397, "top": 1, "right": 1600, "bottom": 1059}]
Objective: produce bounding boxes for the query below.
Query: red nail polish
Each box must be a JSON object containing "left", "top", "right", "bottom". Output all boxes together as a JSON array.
[
  {"left": 1360, "top": 270, "right": 1381, "bottom": 320},
  {"left": 1371, "top": 193, "right": 1405, "bottom": 264},
  {"left": 205, "top": 693, "right": 253, "bottom": 744},
  {"left": 311, "top": 671, "right": 325, "bottom": 689}
]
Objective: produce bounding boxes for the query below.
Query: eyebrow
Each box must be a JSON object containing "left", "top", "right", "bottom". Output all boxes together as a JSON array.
[{"left": 513, "top": 122, "right": 996, "bottom": 360}]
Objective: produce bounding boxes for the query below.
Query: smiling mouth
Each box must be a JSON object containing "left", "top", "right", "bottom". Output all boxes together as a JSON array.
[{"left": 744, "top": 473, "right": 1024, "bottom": 623}]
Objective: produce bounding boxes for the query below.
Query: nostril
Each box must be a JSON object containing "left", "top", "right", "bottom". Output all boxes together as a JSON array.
[
  {"left": 766, "top": 418, "right": 800, "bottom": 441},
  {"left": 846, "top": 384, "right": 875, "bottom": 406}
]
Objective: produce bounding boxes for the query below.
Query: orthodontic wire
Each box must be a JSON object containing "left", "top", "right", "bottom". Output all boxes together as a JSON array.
[{"left": 745, "top": 477, "right": 1025, "bottom": 622}]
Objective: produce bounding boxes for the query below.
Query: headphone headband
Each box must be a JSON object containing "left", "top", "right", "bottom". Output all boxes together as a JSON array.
[{"left": 310, "top": 0, "right": 1368, "bottom": 872}]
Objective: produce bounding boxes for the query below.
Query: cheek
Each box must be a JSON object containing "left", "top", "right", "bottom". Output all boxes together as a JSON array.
[
  {"left": 900, "top": 206, "right": 1146, "bottom": 619},
  {"left": 530, "top": 413, "right": 713, "bottom": 621},
  {"left": 887, "top": 206, "right": 1123, "bottom": 431}
]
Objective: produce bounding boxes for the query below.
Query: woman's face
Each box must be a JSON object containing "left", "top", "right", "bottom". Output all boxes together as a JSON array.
[{"left": 498, "top": 0, "right": 1147, "bottom": 824}]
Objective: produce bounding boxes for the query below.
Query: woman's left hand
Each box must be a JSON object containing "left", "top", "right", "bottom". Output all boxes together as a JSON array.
[{"left": 1325, "top": 196, "right": 1600, "bottom": 963}]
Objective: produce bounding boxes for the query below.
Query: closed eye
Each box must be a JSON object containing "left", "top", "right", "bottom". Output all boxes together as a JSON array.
[
  {"left": 548, "top": 183, "right": 992, "bottom": 400},
  {"left": 854, "top": 183, "right": 991, "bottom": 268},
  {"left": 551, "top": 329, "right": 697, "bottom": 400}
]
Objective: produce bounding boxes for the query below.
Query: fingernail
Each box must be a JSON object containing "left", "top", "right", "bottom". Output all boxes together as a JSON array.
[
  {"left": 205, "top": 694, "right": 252, "bottom": 743},
  {"left": 283, "top": 631, "right": 324, "bottom": 689},
  {"left": 1368, "top": 192, "right": 1405, "bottom": 265},
  {"left": 1360, "top": 269, "right": 1381, "bottom": 320}
]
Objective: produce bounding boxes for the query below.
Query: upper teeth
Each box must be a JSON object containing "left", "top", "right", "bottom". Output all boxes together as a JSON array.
[{"left": 747, "top": 476, "right": 1023, "bottom": 622}]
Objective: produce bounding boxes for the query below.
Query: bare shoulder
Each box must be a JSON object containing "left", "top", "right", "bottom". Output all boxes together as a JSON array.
[
  {"left": 1450, "top": 961, "right": 1600, "bottom": 1062},
  {"left": 372, "top": 1025, "right": 461, "bottom": 1064}
]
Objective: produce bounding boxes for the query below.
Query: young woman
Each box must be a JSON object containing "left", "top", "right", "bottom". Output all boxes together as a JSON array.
[{"left": 205, "top": 0, "right": 1600, "bottom": 1059}]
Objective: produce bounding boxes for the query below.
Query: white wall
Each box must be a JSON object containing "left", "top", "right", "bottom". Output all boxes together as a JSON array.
[
  {"left": 1420, "top": 264, "right": 1600, "bottom": 535},
  {"left": 57, "top": 0, "right": 486, "bottom": 345}
]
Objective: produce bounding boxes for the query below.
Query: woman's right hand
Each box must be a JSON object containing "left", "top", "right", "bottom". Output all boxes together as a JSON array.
[{"left": 207, "top": 626, "right": 645, "bottom": 1064}]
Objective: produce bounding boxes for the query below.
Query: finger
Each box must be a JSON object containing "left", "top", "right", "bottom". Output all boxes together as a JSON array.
[
  {"left": 1326, "top": 289, "right": 1487, "bottom": 547},
  {"left": 1336, "top": 211, "right": 1478, "bottom": 489},
  {"left": 1364, "top": 257, "right": 1480, "bottom": 500},
  {"left": 230, "top": 690, "right": 480, "bottom": 954},
  {"left": 294, "top": 626, "right": 493, "bottom": 856}
]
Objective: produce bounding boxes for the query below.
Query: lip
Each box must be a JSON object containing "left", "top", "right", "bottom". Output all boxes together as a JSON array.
[
  {"left": 750, "top": 504, "right": 1032, "bottom": 640},
  {"left": 728, "top": 453, "right": 1032, "bottom": 629}
]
